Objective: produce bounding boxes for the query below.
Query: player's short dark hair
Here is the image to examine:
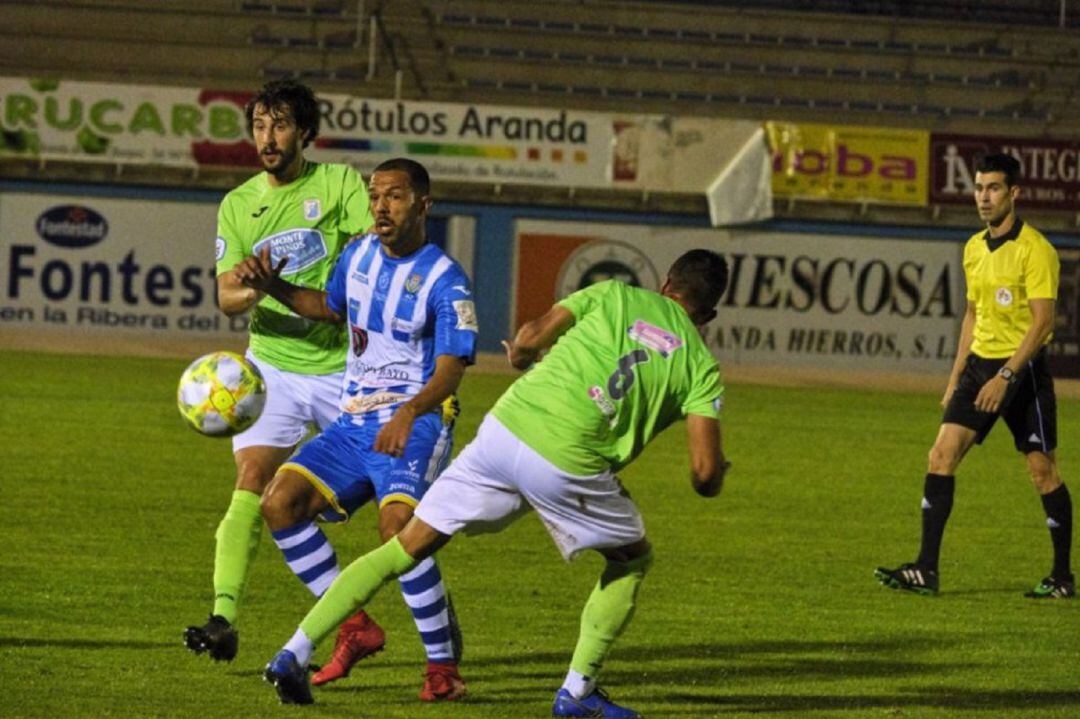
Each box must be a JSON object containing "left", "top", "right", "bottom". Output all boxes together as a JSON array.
[
  {"left": 245, "top": 80, "right": 320, "bottom": 147},
  {"left": 976, "top": 152, "right": 1021, "bottom": 187},
  {"left": 667, "top": 250, "right": 729, "bottom": 316},
  {"left": 373, "top": 157, "right": 431, "bottom": 196}
]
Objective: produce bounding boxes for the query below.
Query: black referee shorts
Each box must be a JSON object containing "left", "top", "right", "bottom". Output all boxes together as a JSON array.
[{"left": 942, "top": 350, "right": 1057, "bottom": 453}]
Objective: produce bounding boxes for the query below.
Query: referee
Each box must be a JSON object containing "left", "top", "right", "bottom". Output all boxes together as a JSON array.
[{"left": 876, "top": 153, "right": 1073, "bottom": 599}]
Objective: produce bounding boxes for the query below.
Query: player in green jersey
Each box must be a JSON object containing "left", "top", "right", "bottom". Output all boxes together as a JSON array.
[
  {"left": 261, "top": 250, "right": 731, "bottom": 717},
  {"left": 184, "top": 80, "right": 386, "bottom": 663}
]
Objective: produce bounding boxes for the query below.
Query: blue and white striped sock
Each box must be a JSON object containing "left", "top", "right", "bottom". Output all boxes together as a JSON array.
[
  {"left": 271, "top": 521, "right": 340, "bottom": 597},
  {"left": 398, "top": 557, "right": 454, "bottom": 661}
]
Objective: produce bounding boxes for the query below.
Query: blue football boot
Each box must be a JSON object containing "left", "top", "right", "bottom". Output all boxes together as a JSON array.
[
  {"left": 264, "top": 650, "right": 313, "bottom": 705},
  {"left": 553, "top": 687, "right": 641, "bottom": 718}
]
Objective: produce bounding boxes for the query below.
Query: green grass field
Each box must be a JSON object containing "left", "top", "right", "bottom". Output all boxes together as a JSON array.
[{"left": 2, "top": 350, "right": 1078, "bottom": 718}]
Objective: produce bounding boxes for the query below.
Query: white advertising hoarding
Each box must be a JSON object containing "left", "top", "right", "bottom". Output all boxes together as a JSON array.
[
  {"left": 0, "top": 193, "right": 244, "bottom": 353},
  {"left": 515, "top": 220, "right": 965, "bottom": 374}
]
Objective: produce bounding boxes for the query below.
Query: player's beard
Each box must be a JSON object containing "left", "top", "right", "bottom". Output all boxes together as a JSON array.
[{"left": 261, "top": 145, "right": 298, "bottom": 178}]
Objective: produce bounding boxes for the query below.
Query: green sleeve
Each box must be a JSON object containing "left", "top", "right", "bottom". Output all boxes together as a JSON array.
[
  {"left": 683, "top": 355, "right": 724, "bottom": 419},
  {"left": 340, "top": 166, "right": 373, "bottom": 236},
  {"left": 215, "top": 200, "right": 243, "bottom": 276},
  {"left": 557, "top": 280, "right": 614, "bottom": 320}
]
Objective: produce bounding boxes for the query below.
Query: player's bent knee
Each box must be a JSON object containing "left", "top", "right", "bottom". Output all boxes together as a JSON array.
[
  {"left": 927, "top": 445, "right": 960, "bottom": 475},
  {"left": 234, "top": 445, "right": 294, "bottom": 493},
  {"left": 377, "top": 501, "right": 415, "bottom": 541},
  {"left": 260, "top": 471, "right": 318, "bottom": 530},
  {"left": 1026, "top": 453, "right": 1061, "bottom": 494}
]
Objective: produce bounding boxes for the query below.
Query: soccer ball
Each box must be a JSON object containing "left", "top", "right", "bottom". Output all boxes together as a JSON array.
[{"left": 177, "top": 351, "right": 266, "bottom": 437}]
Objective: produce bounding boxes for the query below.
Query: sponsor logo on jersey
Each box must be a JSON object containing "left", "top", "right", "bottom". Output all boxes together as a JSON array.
[
  {"left": 995, "top": 287, "right": 1013, "bottom": 306},
  {"left": 252, "top": 228, "right": 327, "bottom": 274},
  {"left": 35, "top": 205, "right": 108, "bottom": 248},
  {"left": 341, "top": 390, "right": 409, "bottom": 414},
  {"left": 453, "top": 299, "right": 478, "bottom": 331},
  {"left": 628, "top": 319, "right": 683, "bottom": 357},
  {"left": 215, "top": 237, "right": 226, "bottom": 261},
  {"left": 589, "top": 386, "right": 617, "bottom": 422},
  {"left": 351, "top": 270, "right": 369, "bottom": 285},
  {"left": 303, "top": 199, "right": 321, "bottom": 221}
]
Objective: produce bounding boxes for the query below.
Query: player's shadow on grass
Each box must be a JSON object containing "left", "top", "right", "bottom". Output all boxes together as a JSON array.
[
  {"left": 0, "top": 636, "right": 172, "bottom": 650},
  {"left": 657, "top": 688, "right": 1080, "bottom": 714}
]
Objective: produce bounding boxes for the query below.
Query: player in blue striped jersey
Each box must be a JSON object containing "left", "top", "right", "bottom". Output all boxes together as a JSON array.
[{"left": 235, "top": 158, "right": 476, "bottom": 702}]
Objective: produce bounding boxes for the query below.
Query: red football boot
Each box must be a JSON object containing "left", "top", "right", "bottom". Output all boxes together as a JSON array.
[
  {"left": 419, "top": 660, "right": 467, "bottom": 702},
  {"left": 310, "top": 610, "right": 386, "bottom": 686}
]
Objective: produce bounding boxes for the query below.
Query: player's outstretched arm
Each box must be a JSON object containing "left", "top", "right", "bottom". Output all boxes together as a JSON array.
[
  {"left": 501, "top": 305, "right": 576, "bottom": 369},
  {"left": 235, "top": 245, "right": 340, "bottom": 322},
  {"left": 686, "top": 414, "right": 729, "bottom": 497}
]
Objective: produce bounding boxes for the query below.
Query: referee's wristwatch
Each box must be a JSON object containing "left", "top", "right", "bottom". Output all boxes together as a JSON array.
[{"left": 997, "top": 366, "right": 1019, "bottom": 384}]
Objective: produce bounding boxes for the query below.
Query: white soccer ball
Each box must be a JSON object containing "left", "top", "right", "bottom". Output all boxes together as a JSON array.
[{"left": 177, "top": 351, "right": 266, "bottom": 437}]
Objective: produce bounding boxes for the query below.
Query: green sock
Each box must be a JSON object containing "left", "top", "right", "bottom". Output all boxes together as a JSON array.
[
  {"left": 211, "top": 490, "right": 262, "bottom": 623},
  {"left": 299, "top": 536, "right": 416, "bottom": 646},
  {"left": 569, "top": 551, "right": 653, "bottom": 679}
]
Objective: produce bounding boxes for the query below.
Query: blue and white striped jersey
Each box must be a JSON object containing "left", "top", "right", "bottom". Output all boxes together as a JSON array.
[{"left": 325, "top": 235, "right": 477, "bottom": 425}]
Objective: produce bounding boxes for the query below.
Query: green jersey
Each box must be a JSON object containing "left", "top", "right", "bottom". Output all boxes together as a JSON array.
[
  {"left": 215, "top": 162, "right": 372, "bottom": 375},
  {"left": 492, "top": 280, "right": 724, "bottom": 475}
]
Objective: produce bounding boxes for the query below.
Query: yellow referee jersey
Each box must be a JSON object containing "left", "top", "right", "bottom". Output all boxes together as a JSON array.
[{"left": 963, "top": 220, "right": 1059, "bottom": 359}]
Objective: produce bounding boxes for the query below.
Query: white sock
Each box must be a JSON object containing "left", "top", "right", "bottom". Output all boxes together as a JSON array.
[
  {"left": 284, "top": 628, "right": 315, "bottom": 667},
  {"left": 561, "top": 668, "right": 595, "bottom": 699}
]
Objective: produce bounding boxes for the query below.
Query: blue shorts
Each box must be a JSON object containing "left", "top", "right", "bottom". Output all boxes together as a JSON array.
[{"left": 281, "top": 412, "right": 454, "bottom": 522}]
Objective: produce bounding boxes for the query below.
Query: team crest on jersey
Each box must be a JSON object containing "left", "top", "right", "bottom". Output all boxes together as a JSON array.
[
  {"left": 404, "top": 273, "right": 423, "bottom": 294},
  {"left": 995, "top": 287, "right": 1014, "bottom": 306},
  {"left": 215, "top": 237, "right": 226, "bottom": 261},
  {"left": 303, "top": 199, "right": 321, "bottom": 221}
]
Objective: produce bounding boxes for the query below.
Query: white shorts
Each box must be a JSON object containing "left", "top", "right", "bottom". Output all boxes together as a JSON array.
[
  {"left": 231, "top": 352, "right": 345, "bottom": 452},
  {"left": 415, "top": 414, "right": 645, "bottom": 560}
]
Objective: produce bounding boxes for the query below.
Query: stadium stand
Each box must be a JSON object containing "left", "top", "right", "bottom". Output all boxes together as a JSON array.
[
  {"left": 2, "top": 0, "right": 1079, "bottom": 212},
  {"left": 2, "top": 0, "right": 1077, "bottom": 136},
  {"left": 424, "top": 0, "right": 1080, "bottom": 134}
]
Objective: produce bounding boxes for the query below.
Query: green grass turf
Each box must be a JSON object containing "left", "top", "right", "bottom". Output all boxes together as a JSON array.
[{"left": 1, "top": 350, "right": 1077, "bottom": 718}]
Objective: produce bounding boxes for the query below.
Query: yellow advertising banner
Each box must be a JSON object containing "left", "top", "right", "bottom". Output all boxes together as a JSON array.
[{"left": 768, "top": 122, "right": 929, "bottom": 205}]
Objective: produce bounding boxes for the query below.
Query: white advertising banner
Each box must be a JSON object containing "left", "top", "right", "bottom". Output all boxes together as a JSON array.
[
  {"left": 308, "top": 96, "right": 613, "bottom": 187},
  {"left": 515, "top": 220, "right": 965, "bottom": 374},
  {"left": 0, "top": 77, "right": 614, "bottom": 187},
  {"left": 1, "top": 77, "right": 773, "bottom": 200},
  {"left": 0, "top": 193, "right": 244, "bottom": 351}
]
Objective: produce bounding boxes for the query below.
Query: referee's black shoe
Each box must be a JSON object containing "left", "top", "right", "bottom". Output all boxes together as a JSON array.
[
  {"left": 874, "top": 563, "right": 939, "bottom": 596},
  {"left": 1025, "top": 574, "right": 1076, "bottom": 599}
]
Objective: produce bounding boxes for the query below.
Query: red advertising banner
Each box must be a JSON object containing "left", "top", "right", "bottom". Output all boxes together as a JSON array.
[{"left": 930, "top": 133, "right": 1080, "bottom": 210}]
